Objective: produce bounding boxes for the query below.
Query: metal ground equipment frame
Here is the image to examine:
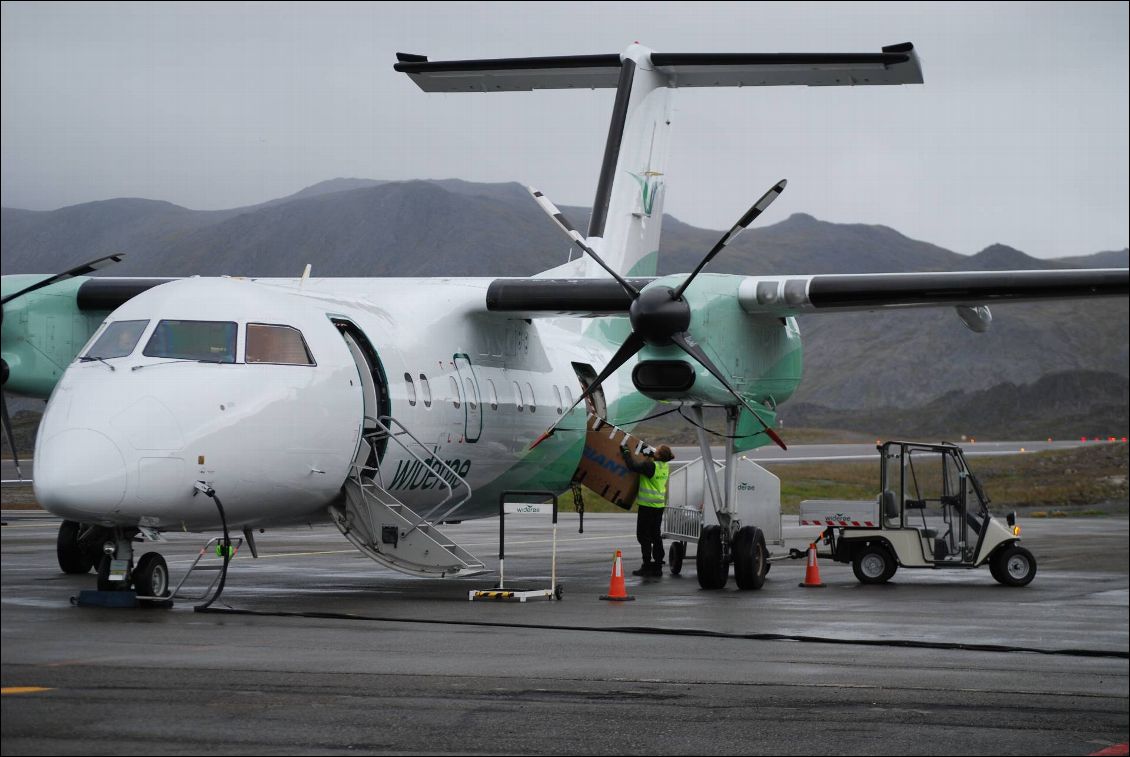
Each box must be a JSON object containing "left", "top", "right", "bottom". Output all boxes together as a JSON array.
[
  {"left": 470, "top": 490, "right": 563, "bottom": 602},
  {"left": 662, "top": 406, "right": 783, "bottom": 590}
]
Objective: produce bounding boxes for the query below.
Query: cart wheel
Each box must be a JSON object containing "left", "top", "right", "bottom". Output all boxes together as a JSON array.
[
  {"left": 852, "top": 544, "right": 897, "bottom": 584},
  {"left": 554, "top": 583, "right": 564, "bottom": 600},
  {"left": 733, "top": 526, "right": 768, "bottom": 590},
  {"left": 696, "top": 526, "right": 728, "bottom": 590},
  {"left": 990, "top": 544, "right": 1036, "bottom": 587},
  {"left": 668, "top": 541, "right": 686, "bottom": 575}
]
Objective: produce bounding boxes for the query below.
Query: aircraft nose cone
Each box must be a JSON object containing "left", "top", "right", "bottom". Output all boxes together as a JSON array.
[{"left": 35, "top": 429, "right": 127, "bottom": 519}]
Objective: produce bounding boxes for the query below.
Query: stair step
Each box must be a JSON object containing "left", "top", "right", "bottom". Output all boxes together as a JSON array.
[{"left": 334, "top": 478, "right": 483, "bottom": 579}]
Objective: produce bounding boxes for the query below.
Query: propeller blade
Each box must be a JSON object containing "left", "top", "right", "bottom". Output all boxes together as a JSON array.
[
  {"left": 1, "top": 253, "right": 126, "bottom": 306},
  {"left": 529, "top": 331, "right": 646, "bottom": 449},
  {"left": 672, "top": 179, "right": 786, "bottom": 301},
  {"left": 527, "top": 187, "right": 640, "bottom": 299},
  {"left": 669, "top": 332, "right": 787, "bottom": 451},
  {"left": 0, "top": 390, "right": 22, "bottom": 480}
]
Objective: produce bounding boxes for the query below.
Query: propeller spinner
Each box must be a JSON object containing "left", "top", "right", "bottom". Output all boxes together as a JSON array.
[{"left": 527, "top": 182, "right": 788, "bottom": 450}]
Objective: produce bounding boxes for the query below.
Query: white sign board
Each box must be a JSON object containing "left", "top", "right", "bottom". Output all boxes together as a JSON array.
[{"left": 503, "top": 503, "right": 552, "bottom": 515}]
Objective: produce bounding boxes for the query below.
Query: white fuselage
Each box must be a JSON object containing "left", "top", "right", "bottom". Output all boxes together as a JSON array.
[{"left": 33, "top": 276, "right": 625, "bottom": 531}]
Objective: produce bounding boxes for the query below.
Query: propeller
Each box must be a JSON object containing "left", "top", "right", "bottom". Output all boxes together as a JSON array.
[
  {"left": 527, "top": 187, "right": 639, "bottom": 298},
  {"left": 0, "top": 253, "right": 125, "bottom": 306},
  {"left": 527, "top": 181, "right": 788, "bottom": 451},
  {"left": 1, "top": 253, "right": 126, "bottom": 480}
]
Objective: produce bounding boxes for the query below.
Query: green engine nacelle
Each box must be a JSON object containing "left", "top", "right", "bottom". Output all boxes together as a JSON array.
[
  {"left": 632, "top": 273, "right": 804, "bottom": 451},
  {"left": 1, "top": 275, "right": 109, "bottom": 398}
]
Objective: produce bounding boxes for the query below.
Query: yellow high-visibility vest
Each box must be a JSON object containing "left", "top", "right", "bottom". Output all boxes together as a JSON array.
[{"left": 637, "top": 460, "right": 669, "bottom": 509}]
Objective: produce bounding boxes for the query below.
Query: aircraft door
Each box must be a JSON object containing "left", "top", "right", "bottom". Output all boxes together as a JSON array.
[
  {"left": 453, "top": 353, "right": 482, "bottom": 443},
  {"left": 333, "top": 320, "right": 390, "bottom": 467}
]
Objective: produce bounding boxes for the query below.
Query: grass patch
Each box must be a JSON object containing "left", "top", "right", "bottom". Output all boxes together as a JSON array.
[{"left": 765, "top": 443, "right": 1129, "bottom": 515}]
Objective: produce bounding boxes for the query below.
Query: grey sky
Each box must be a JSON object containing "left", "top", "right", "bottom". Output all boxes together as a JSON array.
[{"left": 2, "top": 1, "right": 1127, "bottom": 259}]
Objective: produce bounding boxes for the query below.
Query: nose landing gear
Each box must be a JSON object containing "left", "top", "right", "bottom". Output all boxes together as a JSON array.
[{"left": 63, "top": 524, "right": 172, "bottom": 606}]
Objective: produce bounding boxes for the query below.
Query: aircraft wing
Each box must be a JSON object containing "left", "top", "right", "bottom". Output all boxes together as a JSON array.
[{"left": 485, "top": 269, "right": 1129, "bottom": 319}]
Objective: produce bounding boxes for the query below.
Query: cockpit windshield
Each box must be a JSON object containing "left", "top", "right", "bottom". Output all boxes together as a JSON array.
[
  {"left": 246, "top": 323, "right": 315, "bottom": 365},
  {"left": 84, "top": 320, "right": 149, "bottom": 360},
  {"left": 143, "top": 320, "right": 237, "bottom": 363}
]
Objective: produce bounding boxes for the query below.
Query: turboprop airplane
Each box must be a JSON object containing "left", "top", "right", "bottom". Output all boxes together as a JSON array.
[{"left": 1, "top": 42, "right": 1127, "bottom": 600}]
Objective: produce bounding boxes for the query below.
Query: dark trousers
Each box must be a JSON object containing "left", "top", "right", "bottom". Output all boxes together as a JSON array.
[{"left": 636, "top": 506, "right": 665, "bottom": 565}]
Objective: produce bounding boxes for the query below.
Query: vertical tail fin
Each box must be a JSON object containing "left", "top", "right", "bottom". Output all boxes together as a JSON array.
[{"left": 584, "top": 44, "right": 671, "bottom": 279}]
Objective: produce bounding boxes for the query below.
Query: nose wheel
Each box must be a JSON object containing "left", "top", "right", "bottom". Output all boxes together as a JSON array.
[{"left": 84, "top": 527, "right": 171, "bottom": 604}]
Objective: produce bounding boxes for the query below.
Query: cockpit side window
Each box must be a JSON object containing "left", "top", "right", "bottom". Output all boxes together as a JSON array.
[
  {"left": 84, "top": 320, "right": 149, "bottom": 359},
  {"left": 143, "top": 320, "right": 237, "bottom": 363},
  {"left": 246, "top": 323, "right": 315, "bottom": 366}
]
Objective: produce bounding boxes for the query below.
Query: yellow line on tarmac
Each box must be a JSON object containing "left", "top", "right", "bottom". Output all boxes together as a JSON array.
[
  {"left": 239, "top": 549, "right": 356, "bottom": 560},
  {"left": 1, "top": 687, "right": 53, "bottom": 695}
]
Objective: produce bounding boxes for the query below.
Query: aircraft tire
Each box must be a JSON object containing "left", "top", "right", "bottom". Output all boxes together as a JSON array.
[
  {"left": 852, "top": 543, "right": 897, "bottom": 584},
  {"left": 990, "top": 544, "right": 1036, "bottom": 587},
  {"left": 133, "top": 552, "right": 171, "bottom": 598},
  {"left": 57, "top": 520, "right": 94, "bottom": 574},
  {"left": 696, "top": 526, "right": 728, "bottom": 590},
  {"left": 733, "top": 526, "right": 767, "bottom": 590}
]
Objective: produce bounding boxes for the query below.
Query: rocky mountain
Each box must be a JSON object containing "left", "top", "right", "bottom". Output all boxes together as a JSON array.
[
  {"left": 2, "top": 178, "right": 1126, "bottom": 414},
  {"left": 784, "top": 370, "right": 1129, "bottom": 440}
]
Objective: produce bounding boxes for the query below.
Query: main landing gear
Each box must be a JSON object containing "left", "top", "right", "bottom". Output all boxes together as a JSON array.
[
  {"left": 58, "top": 521, "right": 171, "bottom": 603},
  {"left": 693, "top": 524, "right": 769, "bottom": 590}
]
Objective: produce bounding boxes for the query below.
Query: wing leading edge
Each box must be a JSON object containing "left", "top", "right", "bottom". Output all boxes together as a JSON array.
[{"left": 485, "top": 269, "right": 1129, "bottom": 319}]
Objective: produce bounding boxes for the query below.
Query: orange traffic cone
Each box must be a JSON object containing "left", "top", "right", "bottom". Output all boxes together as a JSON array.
[
  {"left": 798, "top": 542, "right": 826, "bottom": 588},
  {"left": 600, "top": 550, "right": 635, "bottom": 601}
]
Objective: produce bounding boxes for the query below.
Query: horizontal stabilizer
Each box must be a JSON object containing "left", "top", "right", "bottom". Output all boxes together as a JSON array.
[{"left": 394, "top": 43, "right": 922, "bottom": 92}]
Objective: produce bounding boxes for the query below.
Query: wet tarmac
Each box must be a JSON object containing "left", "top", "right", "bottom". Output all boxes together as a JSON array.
[{"left": 2, "top": 510, "right": 1127, "bottom": 755}]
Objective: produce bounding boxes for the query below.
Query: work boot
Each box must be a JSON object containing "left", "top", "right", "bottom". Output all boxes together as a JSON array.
[
  {"left": 632, "top": 563, "right": 653, "bottom": 577},
  {"left": 649, "top": 563, "right": 664, "bottom": 577}
]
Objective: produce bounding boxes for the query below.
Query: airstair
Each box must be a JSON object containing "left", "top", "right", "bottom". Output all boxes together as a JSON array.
[{"left": 329, "top": 416, "right": 487, "bottom": 578}]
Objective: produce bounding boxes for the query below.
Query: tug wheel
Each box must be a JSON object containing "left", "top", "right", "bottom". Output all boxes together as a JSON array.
[
  {"left": 990, "top": 544, "right": 1036, "bottom": 587},
  {"left": 852, "top": 544, "right": 897, "bottom": 584}
]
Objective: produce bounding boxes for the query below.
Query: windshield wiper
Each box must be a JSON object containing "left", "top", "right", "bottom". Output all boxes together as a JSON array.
[
  {"left": 131, "top": 358, "right": 230, "bottom": 371},
  {"left": 79, "top": 356, "right": 116, "bottom": 371}
]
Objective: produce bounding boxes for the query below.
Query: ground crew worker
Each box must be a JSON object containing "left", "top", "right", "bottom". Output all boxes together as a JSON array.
[{"left": 620, "top": 443, "right": 675, "bottom": 577}]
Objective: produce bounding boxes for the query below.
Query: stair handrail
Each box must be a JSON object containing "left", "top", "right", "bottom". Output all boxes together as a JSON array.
[{"left": 352, "top": 415, "right": 473, "bottom": 536}]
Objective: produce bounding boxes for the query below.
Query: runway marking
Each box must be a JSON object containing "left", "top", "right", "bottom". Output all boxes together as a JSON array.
[{"left": 1, "top": 687, "right": 53, "bottom": 695}]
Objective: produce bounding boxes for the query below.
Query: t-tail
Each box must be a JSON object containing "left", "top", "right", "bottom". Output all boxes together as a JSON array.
[{"left": 395, "top": 43, "right": 923, "bottom": 280}]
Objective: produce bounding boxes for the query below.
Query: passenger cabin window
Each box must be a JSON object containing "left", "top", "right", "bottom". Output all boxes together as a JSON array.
[
  {"left": 487, "top": 379, "right": 499, "bottom": 411},
  {"left": 404, "top": 372, "right": 417, "bottom": 406},
  {"left": 449, "top": 376, "right": 461, "bottom": 409},
  {"left": 464, "top": 377, "right": 478, "bottom": 410},
  {"left": 84, "top": 320, "right": 148, "bottom": 360},
  {"left": 526, "top": 382, "right": 536, "bottom": 413},
  {"left": 554, "top": 385, "right": 563, "bottom": 415},
  {"left": 419, "top": 374, "right": 432, "bottom": 408},
  {"left": 246, "top": 323, "right": 314, "bottom": 365},
  {"left": 143, "top": 320, "right": 237, "bottom": 363},
  {"left": 513, "top": 381, "right": 524, "bottom": 411}
]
